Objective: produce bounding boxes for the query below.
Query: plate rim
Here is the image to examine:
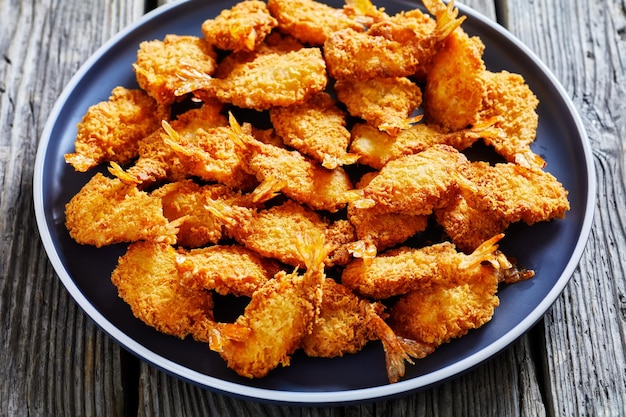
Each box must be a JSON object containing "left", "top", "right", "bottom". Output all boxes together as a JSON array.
[{"left": 33, "top": 0, "right": 596, "bottom": 405}]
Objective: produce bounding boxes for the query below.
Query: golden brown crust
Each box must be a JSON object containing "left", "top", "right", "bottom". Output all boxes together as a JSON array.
[
  {"left": 133, "top": 35, "right": 217, "bottom": 108},
  {"left": 65, "top": 173, "right": 177, "bottom": 247},
  {"left": 360, "top": 144, "right": 469, "bottom": 215},
  {"left": 111, "top": 241, "right": 215, "bottom": 341},
  {"left": 268, "top": 0, "right": 365, "bottom": 45},
  {"left": 201, "top": 0, "right": 277, "bottom": 52},
  {"left": 269, "top": 92, "right": 354, "bottom": 168},
  {"left": 335, "top": 77, "right": 422, "bottom": 136},
  {"left": 423, "top": 30, "right": 486, "bottom": 131},
  {"left": 64, "top": 87, "right": 162, "bottom": 172}
]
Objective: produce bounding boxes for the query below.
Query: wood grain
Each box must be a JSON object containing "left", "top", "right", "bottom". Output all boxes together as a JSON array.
[
  {"left": 0, "top": 1, "right": 145, "bottom": 416},
  {"left": 503, "top": 0, "right": 626, "bottom": 414}
]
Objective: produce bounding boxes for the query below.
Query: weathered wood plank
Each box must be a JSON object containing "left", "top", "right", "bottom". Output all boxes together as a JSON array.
[
  {"left": 0, "top": 0, "right": 145, "bottom": 415},
  {"left": 503, "top": 0, "right": 626, "bottom": 415}
]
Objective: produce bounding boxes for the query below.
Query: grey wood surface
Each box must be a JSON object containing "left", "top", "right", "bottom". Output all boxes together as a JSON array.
[{"left": 1, "top": 0, "right": 623, "bottom": 415}]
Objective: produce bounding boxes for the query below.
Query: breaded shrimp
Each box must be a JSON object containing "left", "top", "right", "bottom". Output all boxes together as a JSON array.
[
  {"left": 478, "top": 70, "right": 544, "bottom": 168},
  {"left": 404, "top": 0, "right": 466, "bottom": 78},
  {"left": 65, "top": 173, "right": 181, "bottom": 247},
  {"left": 463, "top": 161, "right": 570, "bottom": 226},
  {"left": 436, "top": 162, "right": 569, "bottom": 251},
  {"left": 323, "top": 25, "right": 421, "bottom": 81},
  {"left": 133, "top": 35, "right": 218, "bottom": 108},
  {"left": 423, "top": 29, "right": 486, "bottom": 131},
  {"left": 206, "top": 198, "right": 354, "bottom": 268},
  {"left": 228, "top": 115, "right": 358, "bottom": 212},
  {"left": 335, "top": 76, "right": 422, "bottom": 136},
  {"left": 201, "top": 0, "right": 277, "bottom": 52},
  {"left": 212, "top": 32, "right": 305, "bottom": 80},
  {"left": 161, "top": 120, "right": 258, "bottom": 190},
  {"left": 343, "top": 240, "right": 456, "bottom": 299},
  {"left": 269, "top": 92, "right": 357, "bottom": 169},
  {"left": 387, "top": 235, "right": 509, "bottom": 348},
  {"left": 324, "top": 0, "right": 464, "bottom": 81},
  {"left": 386, "top": 8, "right": 436, "bottom": 36},
  {"left": 301, "top": 278, "right": 433, "bottom": 383},
  {"left": 108, "top": 101, "right": 228, "bottom": 187},
  {"left": 64, "top": 87, "right": 163, "bottom": 172},
  {"left": 208, "top": 232, "right": 329, "bottom": 379},
  {"left": 347, "top": 206, "right": 429, "bottom": 255},
  {"left": 151, "top": 180, "right": 251, "bottom": 248},
  {"left": 111, "top": 241, "right": 215, "bottom": 342},
  {"left": 175, "top": 47, "right": 327, "bottom": 111},
  {"left": 349, "top": 118, "right": 499, "bottom": 169},
  {"left": 176, "top": 244, "right": 280, "bottom": 297},
  {"left": 267, "top": 0, "right": 365, "bottom": 46},
  {"left": 358, "top": 144, "right": 471, "bottom": 216},
  {"left": 435, "top": 194, "right": 510, "bottom": 253},
  {"left": 347, "top": 171, "right": 429, "bottom": 255}
]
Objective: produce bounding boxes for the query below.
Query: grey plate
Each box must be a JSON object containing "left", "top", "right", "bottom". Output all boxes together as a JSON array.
[{"left": 34, "top": 0, "right": 595, "bottom": 405}]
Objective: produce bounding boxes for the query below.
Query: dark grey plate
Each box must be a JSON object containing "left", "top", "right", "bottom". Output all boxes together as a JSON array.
[{"left": 34, "top": 0, "right": 595, "bottom": 405}]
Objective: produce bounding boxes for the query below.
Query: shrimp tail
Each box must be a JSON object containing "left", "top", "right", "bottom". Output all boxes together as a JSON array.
[
  {"left": 458, "top": 233, "right": 504, "bottom": 270},
  {"left": 108, "top": 161, "right": 141, "bottom": 185},
  {"left": 251, "top": 176, "right": 288, "bottom": 204},
  {"left": 209, "top": 323, "right": 250, "bottom": 352},
  {"left": 204, "top": 198, "right": 250, "bottom": 229},
  {"left": 369, "top": 311, "right": 434, "bottom": 383},
  {"left": 427, "top": 0, "right": 466, "bottom": 40},
  {"left": 174, "top": 67, "right": 214, "bottom": 97},
  {"left": 295, "top": 231, "right": 331, "bottom": 273}
]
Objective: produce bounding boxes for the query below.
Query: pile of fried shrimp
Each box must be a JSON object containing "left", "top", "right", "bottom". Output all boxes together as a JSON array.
[{"left": 63, "top": 0, "right": 570, "bottom": 383}]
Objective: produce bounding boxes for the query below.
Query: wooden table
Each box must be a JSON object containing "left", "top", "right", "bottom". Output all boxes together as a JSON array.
[{"left": 1, "top": 0, "right": 624, "bottom": 415}]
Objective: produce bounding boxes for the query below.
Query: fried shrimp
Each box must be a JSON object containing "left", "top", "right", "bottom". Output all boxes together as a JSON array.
[
  {"left": 347, "top": 172, "right": 429, "bottom": 255},
  {"left": 228, "top": 115, "right": 358, "bottom": 212},
  {"left": 208, "top": 233, "right": 329, "bottom": 379},
  {"left": 301, "top": 278, "right": 433, "bottom": 383},
  {"left": 65, "top": 173, "right": 182, "bottom": 247},
  {"left": 387, "top": 235, "right": 508, "bottom": 348},
  {"left": 269, "top": 92, "right": 357, "bottom": 169},
  {"left": 151, "top": 180, "right": 252, "bottom": 248},
  {"left": 423, "top": 29, "right": 486, "bottom": 131},
  {"left": 267, "top": 0, "right": 365, "bottom": 46},
  {"left": 176, "top": 244, "right": 280, "bottom": 297},
  {"left": 463, "top": 161, "right": 570, "bottom": 226},
  {"left": 64, "top": 87, "right": 163, "bottom": 172},
  {"left": 324, "top": 0, "right": 464, "bottom": 81},
  {"left": 342, "top": 238, "right": 486, "bottom": 299},
  {"left": 175, "top": 47, "right": 327, "bottom": 111},
  {"left": 436, "top": 162, "right": 569, "bottom": 252},
  {"left": 109, "top": 101, "right": 228, "bottom": 187},
  {"left": 201, "top": 0, "right": 277, "bottom": 52},
  {"left": 133, "top": 35, "right": 218, "bottom": 109},
  {"left": 62, "top": 0, "right": 571, "bottom": 385},
  {"left": 479, "top": 70, "right": 544, "bottom": 168},
  {"left": 335, "top": 76, "right": 423, "bottom": 136},
  {"left": 324, "top": 24, "right": 421, "bottom": 81},
  {"left": 435, "top": 194, "right": 510, "bottom": 253},
  {"left": 358, "top": 144, "right": 471, "bottom": 216},
  {"left": 349, "top": 117, "right": 499, "bottom": 169},
  {"left": 161, "top": 120, "right": 258, "bottom": 190},
  {"left": 206, "top": 198, "right": 354, "bottom": 268},
  {"left": 111, "top": 241, "right": 215, "bottom": 342},
  {"left": 348, "top": 205, "right": 429, "bottom": 255}
]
